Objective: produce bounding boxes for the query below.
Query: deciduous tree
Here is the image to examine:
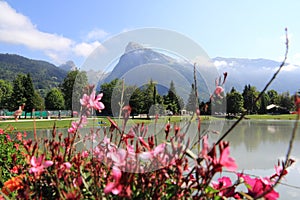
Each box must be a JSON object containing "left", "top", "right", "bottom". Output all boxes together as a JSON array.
[
  {"left": 226, "top": 87, "right": 244, "bottom": 114},
  {"left": 61, "top": 70, "right": 87, "bottom": 115},
  {"left": 45, "top": 88, "right": 65, "bottom": 110},
  {"left": 0, "top": 80, "right": 12, "bottom": 110}
]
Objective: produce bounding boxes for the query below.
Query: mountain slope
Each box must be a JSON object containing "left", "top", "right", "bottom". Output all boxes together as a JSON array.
[
  {"left": 0, "top": 53, "right": 67, "bottom": 93},
  {"left": 101, "top": 42, "right": 299, "bottom": 102},
  {"left": 101, "top": 42, "right": 211, "bottom": 102}
]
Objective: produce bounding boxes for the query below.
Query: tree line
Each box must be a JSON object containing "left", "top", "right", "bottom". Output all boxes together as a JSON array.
[
  {"left": 0, "top": 70, "right": 87, "bottom": 118},
  {"left": 226, "top": 85, "right": 295, "bottom": 115},
  {"left": 0, "top": 71, "right": 296, "bottom": 117}
]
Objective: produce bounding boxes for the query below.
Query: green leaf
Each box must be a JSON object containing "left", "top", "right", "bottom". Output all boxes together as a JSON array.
[{"left": 205, "top": 185, "right": 219, "bottom": 194}]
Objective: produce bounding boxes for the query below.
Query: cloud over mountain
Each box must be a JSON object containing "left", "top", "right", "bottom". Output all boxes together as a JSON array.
[{"left": 213, "top": 57, "right": 300, "bottom": 93}]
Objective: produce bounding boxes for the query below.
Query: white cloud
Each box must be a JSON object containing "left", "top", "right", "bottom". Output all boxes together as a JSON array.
[
  {"left": 121, "top": 28, "right": 135, "bottom": 33},
  {"left": 191, "top": 55, "right": 213, "bottom": 67},
  {"left": 73, "top": 41, "right": 104, "bottom": 57},
  {"left": 213, "top": 60, "right": 228, "bottom": 67},
  {"left": 288, "top": 53, "right": 300, "bottom": 66},
  {"left": 281, "top": 64, "right": 300, "bottom": 72},
  {"left": 0, "top": 1, "right": 73, "bottom": 51},
  {"left": 278, "top": 52, "right": 300, "bottom": 67},
  {"left": 86, "top": 29, "right": 109, "bottom": 41},
  {"left": 0, "top": 1, "right": 109, "bottom": 64}
]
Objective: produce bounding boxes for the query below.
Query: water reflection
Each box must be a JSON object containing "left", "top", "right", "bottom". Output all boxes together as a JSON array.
[{"left": 216, "top": 120, "right": 300, "bottom": 199}]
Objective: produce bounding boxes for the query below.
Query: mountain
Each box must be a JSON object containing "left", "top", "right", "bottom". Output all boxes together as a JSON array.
[
  {"left": 100, "top": 42, "right": 299, "bottom": 103},
  {"left": 59, "top": 60, "right": 77, "bottom": 71},
  {"left": 0, "top": 53, "right": 67, "bottom": 95},
  {"left": 212, "top": 57, "right": 300, "bottom": 93},
  {"left": 101, "top": 42, "right": 212, "bottom": 103}
]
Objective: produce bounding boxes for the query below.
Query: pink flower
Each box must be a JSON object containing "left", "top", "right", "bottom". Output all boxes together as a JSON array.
[
  {"left": 210, "top": 72, "right": 227, "bottom": 101},
  {"left": 212, "top": 176, "right": 235, "bottom": 197},
  {"left": 6, "top": 134, "right": 11, "bottom": 141},
  {"left": 81, "top": 150, "right": 89, "bottom": 158},
  {"left": 219, "top": 146, "right": 237, "bottom": 171},
  {"left": 139, "top": 143, "right": 166, "bottom": 160},
  {"left": 108, "top": 149, "right": 127, "bottom": 167},
  {"left": 138, "top": 137, "right": 150, "bottom": 150},
  {"left": 0, "top": 128, "right": 4, "bottom": 134},
  {"left": 73, "top": 176, "right": 83, "bottom": 187},
  {"left": 201, "top": 135, "right": 209, "bottom": 156},
  {"left": 80, "top": 115, "right": 88, "bottom": 126},
  {"left": 67, "top": 116, "right": 87, "bottom": 134},
  {"left": 90, "top": 91, "right": 104, "bottom": 111},
  {"left": 63, "top": 162, "right": 72, "bottom": 169},
  {"left": 239, "top": 174, "right": 279, "bottom": 200},
  {"left": 274, "top": 165, "right": 287, "bottom": 177},
  {"left": 10, "top": 166, "right": 19, "bottom": 174},
  {"left": 214, "top": 86, "right": 224, "bottom": 97},
  {"left": 122, "top": 105, "right": 131, "bottom": 119},
  {"left": 165, "top": 123, "right": 171, "bottom": 139},
  {"left": 104, "top": 166, "right": 123, "bottom": 195},
  {"left": 211, "top": 144, "right": 237, "bottom": 172},
  {"left": 80, "top": 94, "right": 90, "bottom": 107},
  {"left": 122, "top": 129, "right": 136, "bottom": 145},
  {"left": 68, "top": 121, "right": 79, "bottom": 134},
  {"left": 80, "top": 91, "right": 105, "bottom": 111},
  {"left": 14, "top": 143, "right": 20, "bottom": 150},
  {"left": 16, "top": 132, "right": 22, "bottom": 140},
  {"left": 29, "top": 155, "right": 53, "bottom": 175}
]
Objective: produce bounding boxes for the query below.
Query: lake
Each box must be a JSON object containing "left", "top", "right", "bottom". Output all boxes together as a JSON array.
[
  {"left": 215, "top": 120, "right": 300, "bottom": 199},
  {"left": 29, "top": 119, "right": 300, "bottom": 199}
]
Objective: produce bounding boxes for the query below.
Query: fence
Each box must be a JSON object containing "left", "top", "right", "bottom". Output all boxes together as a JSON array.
[{"left": 1, "top": 110, "right": 74, "bottom": 119}]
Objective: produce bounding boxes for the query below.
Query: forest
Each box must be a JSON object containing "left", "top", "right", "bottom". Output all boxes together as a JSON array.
[{"left": 0, "top": 69, "right": 296, "bottom": 117}]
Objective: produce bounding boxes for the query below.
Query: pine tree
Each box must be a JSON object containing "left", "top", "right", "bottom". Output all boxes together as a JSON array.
[
  {"left": 10, "top": 74, "right": 26, "bottom": 111},
  {"left": 186, "top": 84, "right": 197, "bottom": 112},
  {"left": 164, "top": 80, "right": 184, "bottom": 115},
  {"left": 23, "top": 74, "right": 35, "bottom": 117},
  {"left": 242, "top": 84, "right": 258, "bottom": 114}
]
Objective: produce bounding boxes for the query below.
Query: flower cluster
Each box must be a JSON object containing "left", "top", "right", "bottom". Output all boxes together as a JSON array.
[
  {"left": 80, "top": 90, "right": 105, "bottom": 111},
  {"left": 210, "top": 72, "right": 227, "bottom": 100}
]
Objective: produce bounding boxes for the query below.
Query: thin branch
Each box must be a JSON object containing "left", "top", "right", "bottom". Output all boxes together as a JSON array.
[{"left": 215, "top": 28, "right": 289, "bottom": 146}]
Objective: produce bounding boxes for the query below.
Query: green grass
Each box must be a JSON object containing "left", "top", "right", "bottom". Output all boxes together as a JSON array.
[
  {"left": 1, "top": 114, "right": 295, "bottom": 131},
  {"left": 0, "top": 115, "right": 219, "bottom": 131},
  {"left": 0, "top": 119, "right": 73, "bottom": 131},
  {"left": 244, "top": 114, "right": 297, "bottom": 120}
]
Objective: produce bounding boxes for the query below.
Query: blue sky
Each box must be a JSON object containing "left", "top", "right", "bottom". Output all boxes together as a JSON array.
[{"left": 1, "top": 0, "right": 300, "bottom": 67}]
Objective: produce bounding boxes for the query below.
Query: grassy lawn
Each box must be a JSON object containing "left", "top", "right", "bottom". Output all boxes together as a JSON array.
[
  {"left": 244, "top": 114, "right": 297, "bottom": 120},
  {"left": 0, "top": 119, "right": 73, "bottom": 131},
  {"left": 0, "top": 115, "right": 219, "bottom": 131},
  {"left": 1, "top": 114, "right": 296, "bottom": 131}
]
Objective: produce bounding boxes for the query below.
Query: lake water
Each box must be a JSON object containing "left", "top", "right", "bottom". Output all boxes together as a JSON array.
[
  {"left": 214, "top": 120, "right": 300, "bottom": 199},
  {"left": 30, "top": 119, "right": 300, "bottom": 199}
]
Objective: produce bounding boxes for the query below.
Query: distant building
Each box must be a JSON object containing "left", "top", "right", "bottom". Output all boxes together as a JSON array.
[{"left": 266, "top": 104, "right": 290, "bottom": 114}]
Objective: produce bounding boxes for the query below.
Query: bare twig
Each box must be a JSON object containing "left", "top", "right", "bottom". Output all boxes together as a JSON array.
[{"left": 215, "top": 28, "right": 289, "bottom": 146}]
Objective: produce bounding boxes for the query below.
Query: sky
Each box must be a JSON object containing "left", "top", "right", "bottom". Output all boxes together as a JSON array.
[{"left": 1, "top": 0, "right": 300, "bottom": 67}]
